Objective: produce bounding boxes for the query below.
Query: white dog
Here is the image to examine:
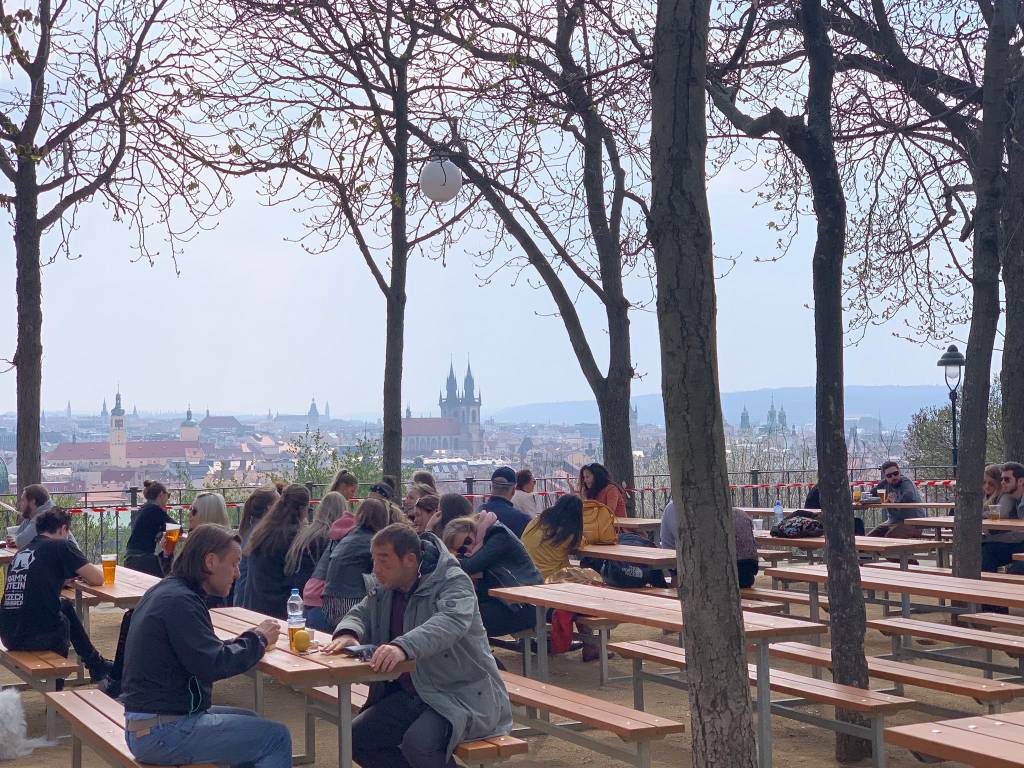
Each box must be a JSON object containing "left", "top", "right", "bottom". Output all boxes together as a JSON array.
[{"left": 0, "top": 687, "right": 54, "bottom": 760}]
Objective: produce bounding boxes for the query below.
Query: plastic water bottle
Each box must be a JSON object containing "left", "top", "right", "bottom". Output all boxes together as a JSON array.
[
  {"left": 287, "top": 588, "right": 303, "bottom": 626},
  {"left": 773, "top": 499, "right": 784, "bottom": 528}
]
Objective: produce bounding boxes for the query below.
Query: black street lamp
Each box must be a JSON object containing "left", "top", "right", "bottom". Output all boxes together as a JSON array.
[{"left": 937, "top": 344, "right": 967, "bottom": 476}]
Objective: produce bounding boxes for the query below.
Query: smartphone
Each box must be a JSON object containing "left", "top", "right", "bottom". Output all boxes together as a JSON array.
[{"left": 341, "top": 644, "right": 378, "bottom": 661}]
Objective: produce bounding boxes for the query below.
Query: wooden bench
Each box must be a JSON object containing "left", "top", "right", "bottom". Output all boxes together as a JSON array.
[
  {"left": 45, "top": 688, "right": 214, "bottom": 768},
  {"left": 770, "top": 641, "right": 1024, "bottom": 713},
  {"left": 741, "top": 587, "right": 830, "bottom": 615},
  {"left": 501, "top": 670, "right": 683, "bottom": 768},
  {"left": 865, "top": 561, "right": 1024, "bottom": 586},
  {"left": 306, "top": 683, "right": 529, "bottom": 767},
  {"left": 961, "top": 612, "right": 1024, "bottom": 632},
  {"left": 610, "top": 639, "right": 911, "bottom": 768},
  {"left": 1, "top": 639, "right": 78, "bottom": 739},
  {"left": 758, "top": 549, "right": 790, "bottom": 567}
]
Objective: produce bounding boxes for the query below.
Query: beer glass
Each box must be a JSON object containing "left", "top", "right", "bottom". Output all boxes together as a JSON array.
[{"left": 101, "top": 554, "right": 117, "bottom": 585}]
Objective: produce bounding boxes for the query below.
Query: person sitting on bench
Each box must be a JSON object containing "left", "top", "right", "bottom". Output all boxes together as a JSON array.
[
  {"left": 0, "top": 507, "right": 111, "bottom": 682},
  {"left": 120, "top": 524, "right": 291, "bottom": 768},
  {"left": 324, "top": 523, "right": 512, "bottom": 768}
]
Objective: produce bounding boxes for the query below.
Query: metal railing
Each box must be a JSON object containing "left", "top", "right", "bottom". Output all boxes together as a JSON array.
[{"left": 0, "top": 465, "right": 958, "bottom": 562}]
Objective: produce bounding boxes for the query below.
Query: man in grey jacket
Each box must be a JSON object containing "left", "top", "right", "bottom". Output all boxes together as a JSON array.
[
  {"left": 868, "top": 461, "right": 923, "bottom": 538},
  {"left": 12, "top": 484, "right": 77, "bottom": 549},
  {"left": 324, "top": 523, "right": 512, "bottom": 768}
]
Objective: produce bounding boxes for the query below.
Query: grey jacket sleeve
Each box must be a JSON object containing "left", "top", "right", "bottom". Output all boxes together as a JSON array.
[
  {"left": 14, "top": 518, "right": 36, "bottom": 549},
  {"left": 391, "top": 568, "right": 475, "bottom": 661},
  {"left": 332, "top": 594, "right": 370, "bottom": 640}
]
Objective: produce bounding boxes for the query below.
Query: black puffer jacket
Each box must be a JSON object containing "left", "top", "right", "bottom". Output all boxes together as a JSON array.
[{"left": 458, "top": 522, "right": 543, "bottom": 594}]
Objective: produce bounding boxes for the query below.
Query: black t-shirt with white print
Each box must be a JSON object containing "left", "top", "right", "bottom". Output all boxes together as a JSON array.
[{"left": 0, "top": 536, "right": 87, "bottom": 647}]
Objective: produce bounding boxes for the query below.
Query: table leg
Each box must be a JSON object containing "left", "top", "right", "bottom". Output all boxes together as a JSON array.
[
  {"left": 74, "top": 587, "right": 86, "bottom": 682},
  {"left": 535, "top": 605, "right": 549, "bottom": 681},
  {"left": 756, "top": 640, "right": 772, "bottom": 768},
  {"left": 338, "top": 683, "right": 353, "bottom": 768}
]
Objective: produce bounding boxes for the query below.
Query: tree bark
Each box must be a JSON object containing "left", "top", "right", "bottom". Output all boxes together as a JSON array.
[
  {"left": 381, "top": 60, "right": 410, "bottom": 482},
  {"left": 651, "top": 0, "right": 758, "bottom": 764},
  {"left": 1000, "top": 70, "right": 1024, "bottom": 462},
  {"left": 800, "top": 0, "right": 870, "bottom": 758},
  {"left": 14, "top": 160, "right": 42, "bottom": 491},
  {"left": 952, "top": 0, "right": 1018, "bottom": 579}
]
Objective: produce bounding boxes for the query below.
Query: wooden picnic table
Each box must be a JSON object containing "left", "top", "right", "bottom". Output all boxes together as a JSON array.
[
  {"left": 857, "top": 501, "right": 956, "bottom": 510},
  {"left": 74, "top": 565, "right": 159, "bottom": 613},
  {"left": 210, "top": 606, "right": 413, "bottom": 768},
  {"left": 906, "top": 515, "right": 1024, "bottom": 533},
  {"left": 765, "top": 562, "right": 1024, "bottom": 622},
  {"left": 614, "top": 517, "right": 662, "bottom": 532},
  {"left": 576, "top": 543, "right": 676, "bottom": 569},
  {"left": 886, "top": 710, "right": 1024, "bottom": 766},
  {"left": 755, "top": 531, "right": 952, "bottom": 567},
  {"left": 490, "top": 581, "right": 825, "bottom": 768}
]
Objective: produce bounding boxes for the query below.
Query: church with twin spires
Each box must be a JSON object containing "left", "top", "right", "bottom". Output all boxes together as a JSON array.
[{"left": 401, "top": 362, "right": 484, "bottom": 457}]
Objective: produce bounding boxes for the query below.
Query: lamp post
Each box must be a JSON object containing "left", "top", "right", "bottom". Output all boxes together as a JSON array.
[{"left": 937, "top": 344, "right": 966, "bottom": 476}]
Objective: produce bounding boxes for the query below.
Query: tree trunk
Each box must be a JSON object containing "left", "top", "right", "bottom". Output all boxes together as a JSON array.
[
  {"left": 381, "top": 61, "right": 409, "bottom": 482},
  {"left": 1000, "top": 71, "right": 1024, "bottom": 462},
  {"left": 650, "top": 0, "right": 758, "bottom": 764},
  {"left": 800, "top": 1, "right": 870, "bottom": 758},
  {"left": 952, "top": 0, "right": 1017, "bottom": 579},
  {"left": 14, "top": 162, "right": 42, "bottom": 491},
  {"left": 597, "top": 365, "right": 636, "bottom": 514}
]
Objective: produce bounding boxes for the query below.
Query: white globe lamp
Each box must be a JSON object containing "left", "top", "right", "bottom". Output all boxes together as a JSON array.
[{"left": 419, "top": 157, "right": 463, "bottom": 203}]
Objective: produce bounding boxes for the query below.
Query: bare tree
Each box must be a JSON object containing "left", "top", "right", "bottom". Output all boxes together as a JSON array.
[
  {"left": 817, "top": 0, "right": 1021, "bottom": 577},
  {"left": 706, "top": 0, "right": 870, "bottom": 757},
  {"left": 188, "top": 0, "right": 479, "bottom": 479},
  {"left": 403, "top": 0, "right": 650, "bottom": 504},
  {"left": 650, "top": 0, "right": 758, "bottom": 764},
  {"left": 0, "top": 0, "right": 223, "bottom": 489}
]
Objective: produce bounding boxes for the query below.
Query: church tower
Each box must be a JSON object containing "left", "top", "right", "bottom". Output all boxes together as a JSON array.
[
  {"left": 180, "top": 406, "right": 200, "bottom": 442},
  {"left": 740, "top": 405, "right": 751, "bottom": 432},
  {"left": 460, "top": 361, "right": 483, "bottom": 453},
  {"left": 109, "top": 391, "right": 127, "bottom": 466},
  {"left": 307, "top": 397, "right": 320, "bottom": 427}
]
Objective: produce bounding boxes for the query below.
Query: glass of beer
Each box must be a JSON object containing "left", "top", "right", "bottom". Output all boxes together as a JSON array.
[
  {"left": 877, "top": 489, "right": 887, "bottom": 503},
  {"left": 101, "top": 554, "right": 117, "bottom": 585},
  {"left": 164, "top": 523, "right": 181, "bottom": 554},
  {"left": 288, "top": 619, "right": 307, "bottom": 652},
  {"left": 988, "top": 505, "right": 1002, "bottom": 521},
  {"left": 853, "top": 488, "right": 862, "bottom": 503}
]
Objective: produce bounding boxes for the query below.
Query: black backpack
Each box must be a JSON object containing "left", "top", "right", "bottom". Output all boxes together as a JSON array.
[{"left": 599, "top": 532, "right": 668, "bottom": 588}]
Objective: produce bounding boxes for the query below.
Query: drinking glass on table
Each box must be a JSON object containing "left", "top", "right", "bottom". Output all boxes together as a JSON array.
[
  {"left": 163, "top": 523, "right": 181, "bottom": 555},
  {"left": 877, "top": 488, "right": 887, "bottom": 503},
  {"left": 853, "top": 489, "right": 862, "bottom": 503},
  {"left": 101, "top": 554, "right": 117, "bottom": 585},
  {"left": 987, "top": 505, "right": 1002, "bottom": 521}
]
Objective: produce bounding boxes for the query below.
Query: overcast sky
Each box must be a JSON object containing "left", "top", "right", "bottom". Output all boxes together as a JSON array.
[{"left": 0, "top": 163, "right": 993, "bottom": 420}]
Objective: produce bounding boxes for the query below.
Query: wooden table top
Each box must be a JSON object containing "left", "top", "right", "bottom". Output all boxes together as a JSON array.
[
  {"left": 489, "top": 582, "right": 826, "bottom": 640},
  {"left": 614, "top": 518, "right": 662, "bottom": 531},
  {"left": 75, "top": 567, "right": 160, "bottom": 607},
  {"left": 576, "top": 544, "right": 676, "bottom": 568},
  {"left": 210, "top": 606, "right": 413, "bottom": 687},
  {"left": 886, "top": 710, "right": 1024, "bottom": 766},
  {"left": 857, "top": 501, "right": 956, "bottom": 510},
  {"left": 906, "top": 516, "right": 1024, "bottom": 532},
  {"left": 765, "top": 563, "right": 1024, "bottom": 610},
  {"left": 754, "top": 531, "right": 951, "bottom": 554}
]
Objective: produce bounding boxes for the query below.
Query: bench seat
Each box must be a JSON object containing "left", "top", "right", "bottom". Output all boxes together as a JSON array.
[
  {"left": 1, "top": 639, "right": 79, "bottom": 739},
  {"left": 868, "top": 617, "right": 1024, "bottom": 657},
  {"left": 864, "top": 561, "right": 1024, "bottom": 585},
  {"left": 46, "top": 689, "right": 214, "bottom": 768},
  {"left": 610, "top": 639, "right": 912, "bottom": 768},
  {"left": 741, "top": 587, "right": 830, "bottom": 612},
  {"left": 757, "top": 549, "right": 790, "bottom": 565},
  {"left": 630, "top": 587, "right": 784, "bottom": 614},
  {"left": 306, "top": 683, "right": 529, "bottom": 766},
  {"left": 770, "top": 641, "right": 1024, "bottom": 710},
  {"left": 960, "top": 613, "right": 1024, "bottom": 632}
]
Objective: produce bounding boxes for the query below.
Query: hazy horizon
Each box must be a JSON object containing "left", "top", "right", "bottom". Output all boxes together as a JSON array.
[{"left": 4, "top": 166, "right": 993, "bottom": 417}]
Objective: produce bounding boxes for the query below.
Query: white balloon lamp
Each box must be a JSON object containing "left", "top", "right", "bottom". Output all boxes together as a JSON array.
[{"left": 419, "top": 157, "right": 463, "bottom": 203}]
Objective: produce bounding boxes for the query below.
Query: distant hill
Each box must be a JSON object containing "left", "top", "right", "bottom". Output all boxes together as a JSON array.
[{"left": 490, "top": 385, "right": 950, "bottom": 429}]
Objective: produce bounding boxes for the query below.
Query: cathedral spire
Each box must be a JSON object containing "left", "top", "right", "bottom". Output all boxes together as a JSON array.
[{"left": 463, "top": 359, "right": 475, "bottom": 402}]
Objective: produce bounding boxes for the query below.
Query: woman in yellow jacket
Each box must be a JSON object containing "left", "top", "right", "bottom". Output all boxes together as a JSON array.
[{"left": 522, "top": 495, "right": 616, "bottom": 581}]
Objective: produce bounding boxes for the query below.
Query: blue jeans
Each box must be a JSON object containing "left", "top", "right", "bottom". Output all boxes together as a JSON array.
[{"left": 126, "top": 706, "right": 291, "bottom": 768}]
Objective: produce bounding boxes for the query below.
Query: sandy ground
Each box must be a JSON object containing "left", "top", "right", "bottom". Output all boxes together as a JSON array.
[{"left": 4, "top": 572, "right": 1006, "bottom": 768}]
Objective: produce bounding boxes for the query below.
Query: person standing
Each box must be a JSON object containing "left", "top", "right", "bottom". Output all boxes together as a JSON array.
[
  {"left": 124, "top": 481, "right": 176, "bottom": 577},
  {"left": 0, "top": 508, "right": 111, "bottom": 681},
  {"left": 324, "top": 524, "right": 512, "bottom": 768},
  {"left": 240, "top": 484, "right": 309, "bottom": 618},
  {"left": 121, "top": 524, "right": 291, "bottom": 768},
  {"left": 480, "top": 467, "right": 531, "bottom": 538}
]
